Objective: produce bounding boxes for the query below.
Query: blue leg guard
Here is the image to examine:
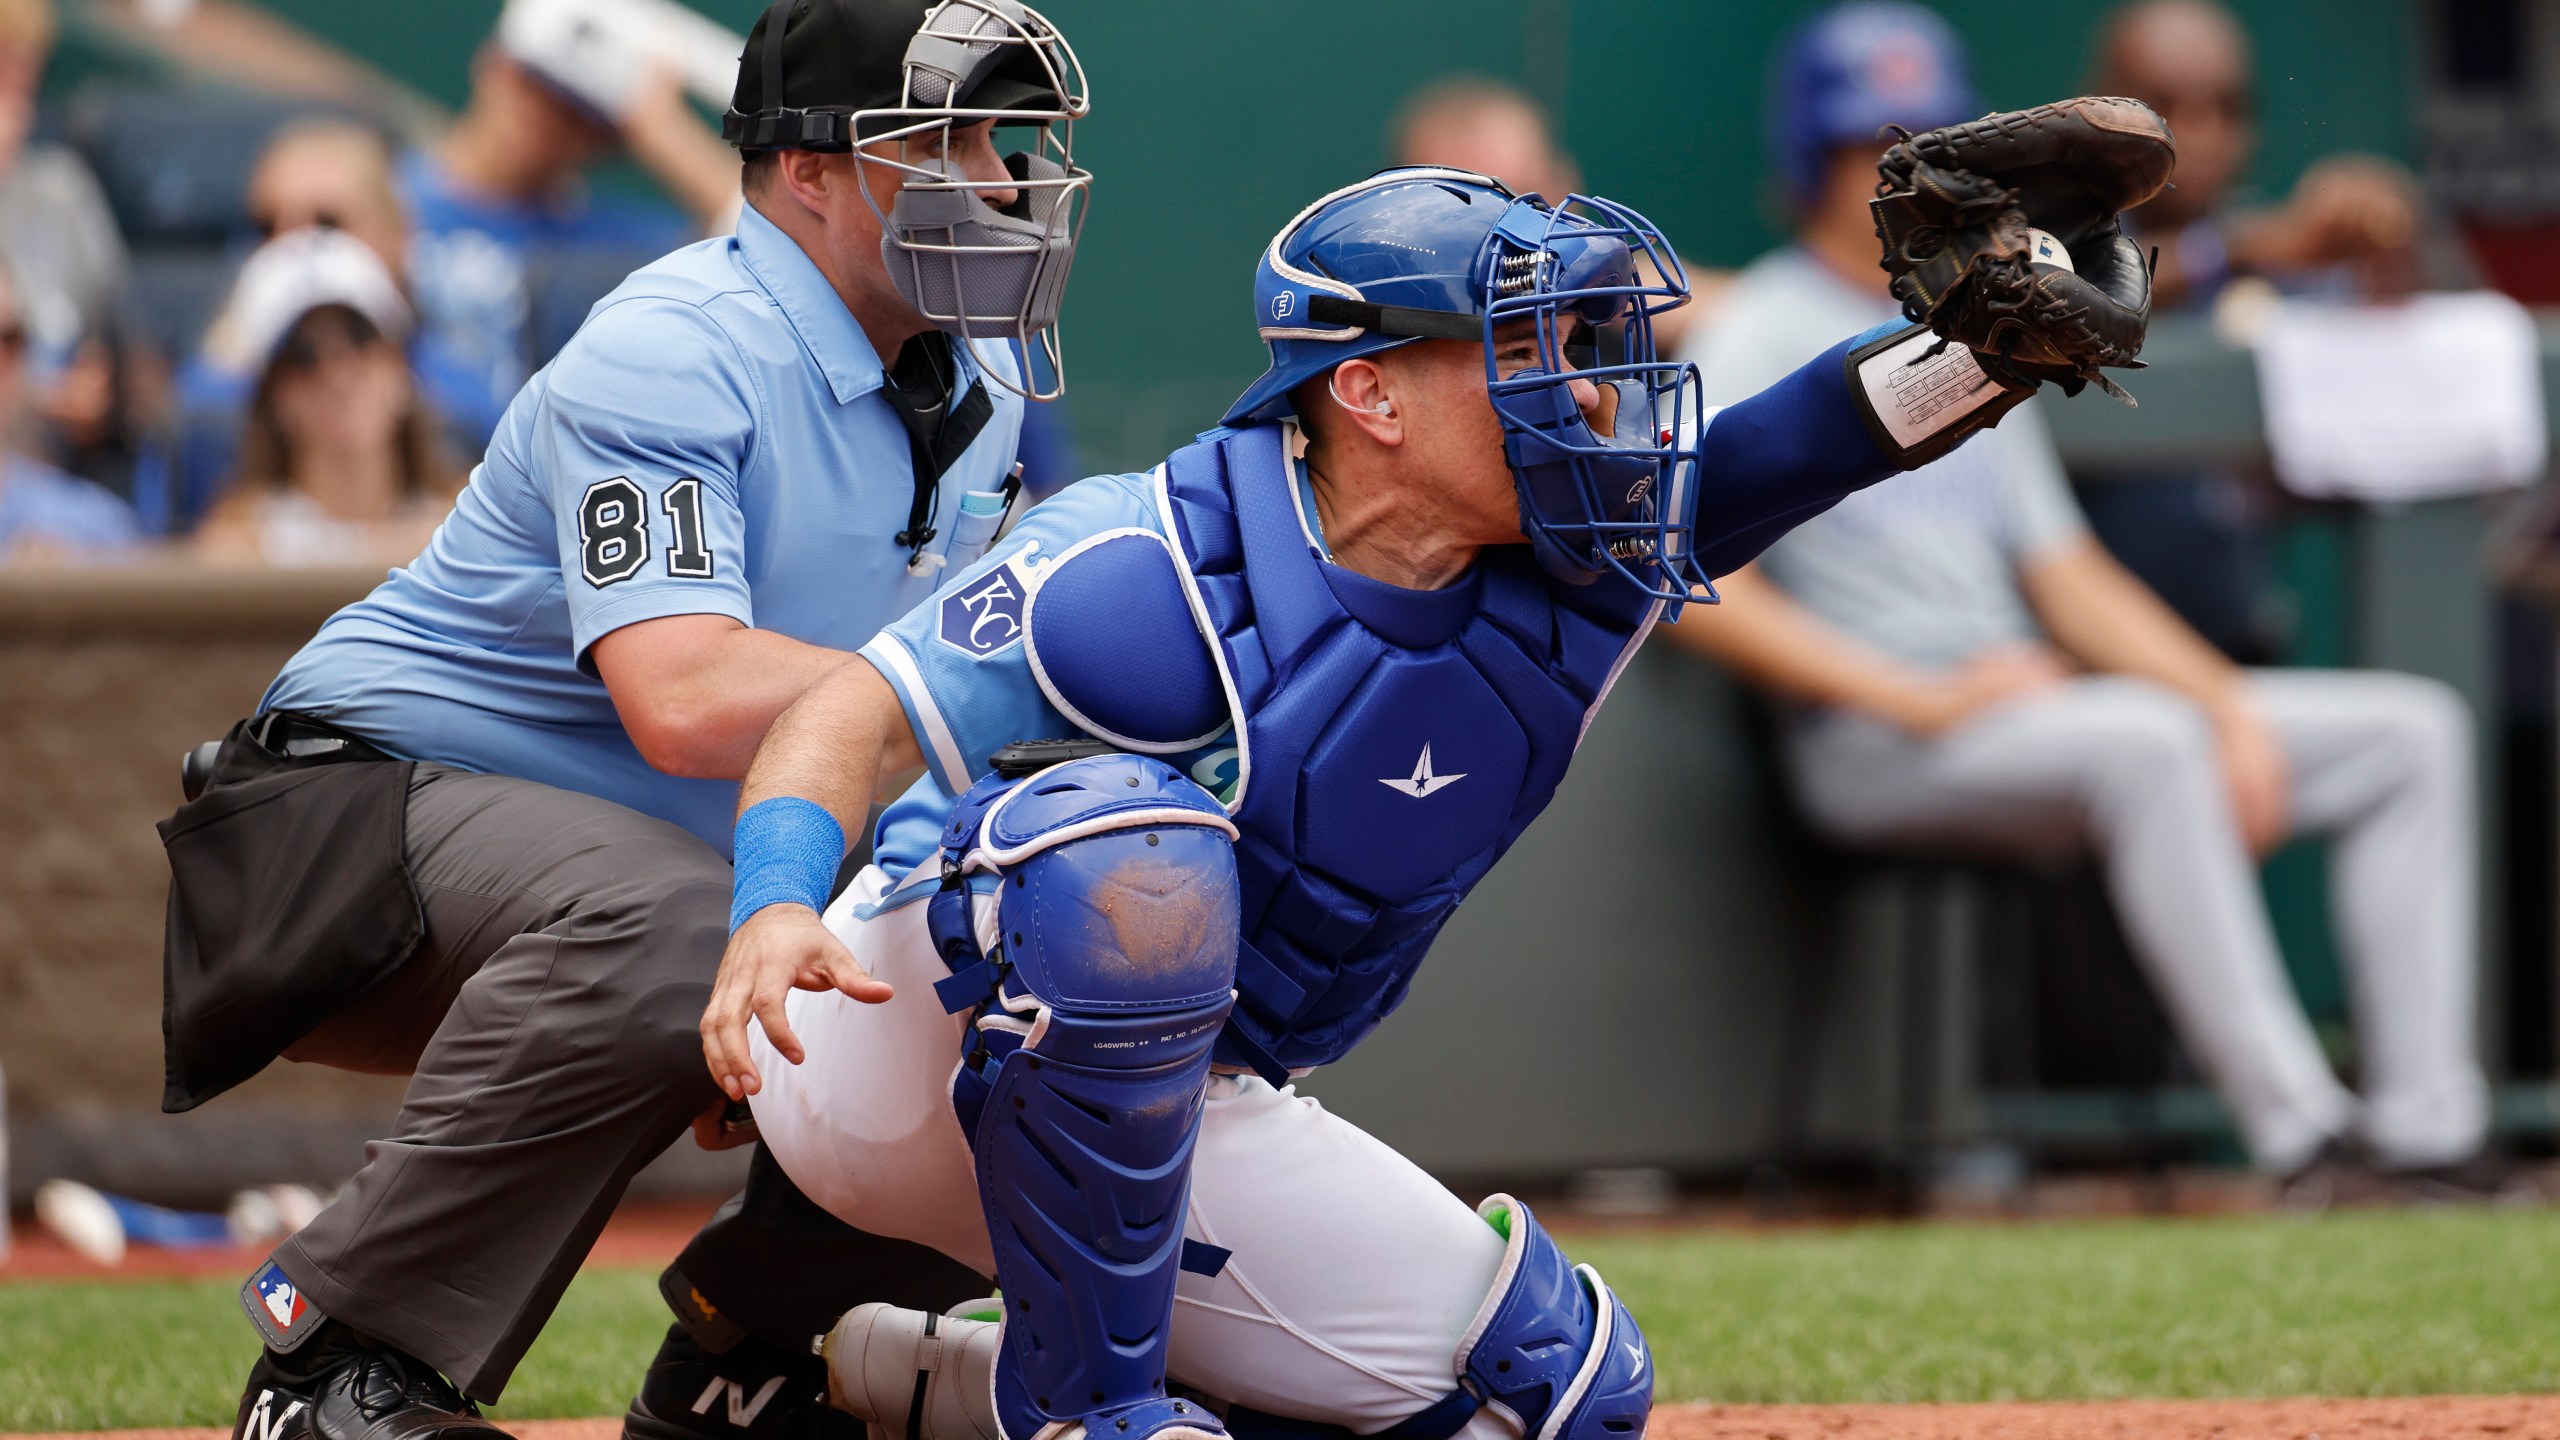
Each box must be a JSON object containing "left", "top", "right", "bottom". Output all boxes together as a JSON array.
[
  {"left": 1223, "top": 1196, "right": 1650, "bottom": 1440},
  {"left": 1454, "top": 1196, "right": 1650, "bottom": 1440},
  {"left": 929, "top": 755, "right": 1241, "bottom": 1440}
]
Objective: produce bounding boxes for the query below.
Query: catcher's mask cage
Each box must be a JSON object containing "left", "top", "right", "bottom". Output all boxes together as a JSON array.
[
  {"left": 1481, "top": 194, "right": 1708, "bottom": 606},
  {"left": 729, "top": 0, "right": 1089, "bottom": 400}
]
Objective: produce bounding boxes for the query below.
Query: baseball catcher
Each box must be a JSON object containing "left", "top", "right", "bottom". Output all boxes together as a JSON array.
[{"left": 702, "top": 112, "right": 2173, "bottom": 1440}]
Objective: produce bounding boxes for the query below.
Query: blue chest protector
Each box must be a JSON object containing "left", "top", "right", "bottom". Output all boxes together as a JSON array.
[{"left": 1142, "top": 425, "right": 1656, "bottom": 1079}]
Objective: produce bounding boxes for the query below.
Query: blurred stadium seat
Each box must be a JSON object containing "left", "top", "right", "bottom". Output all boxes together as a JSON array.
[
  {"left": 64, "top": 83, "right": 360, "bottom": 247},
  {"left": 121, "top": 245, "right": 231, "bottom": 358}
]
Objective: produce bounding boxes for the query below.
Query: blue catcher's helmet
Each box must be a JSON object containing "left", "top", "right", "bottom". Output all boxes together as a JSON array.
[{"left": 1222, "top": 167, "right": 1709, "bottom": 606}]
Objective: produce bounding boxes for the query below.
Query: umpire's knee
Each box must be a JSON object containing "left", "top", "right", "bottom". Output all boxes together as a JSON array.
[{"left": 618, "top": 874, "right": 730, "bottom": 1101}]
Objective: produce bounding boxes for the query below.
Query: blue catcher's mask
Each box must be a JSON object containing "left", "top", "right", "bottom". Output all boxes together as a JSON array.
[{"left": 1223, "top": 168, "right": 1709, "bottom": 608}]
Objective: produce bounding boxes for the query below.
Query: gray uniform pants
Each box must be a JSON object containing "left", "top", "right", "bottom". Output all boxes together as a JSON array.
[
  {"left": 1786, "top": 668, "right": 2486, "bottom": 1173},
  {"left": 270, "top": 765, "right": 731, "bottom": 1402}
]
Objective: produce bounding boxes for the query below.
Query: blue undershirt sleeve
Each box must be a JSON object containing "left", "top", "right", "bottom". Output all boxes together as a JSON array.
[{"left": 1687, "top": 329, "right": 1900, "bottom": 579}]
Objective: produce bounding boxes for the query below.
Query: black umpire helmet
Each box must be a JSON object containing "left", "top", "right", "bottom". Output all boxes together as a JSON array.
[{"left": 725, "top": 0, "right": 1071, "bottom": 152}]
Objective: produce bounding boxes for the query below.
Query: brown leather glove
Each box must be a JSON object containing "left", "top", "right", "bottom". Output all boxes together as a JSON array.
[{"left": 1871, "top": 96, "right": 2176, "bottom": 402}]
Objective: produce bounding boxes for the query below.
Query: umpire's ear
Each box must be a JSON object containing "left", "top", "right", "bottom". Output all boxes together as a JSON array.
[{"left": 767, "top": 148, "right": 857, "bottom": 225}]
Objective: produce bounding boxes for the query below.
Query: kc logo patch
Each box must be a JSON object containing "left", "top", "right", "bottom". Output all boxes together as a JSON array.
[{"left": 938, "top": 559, "right": 1029, "bottom": 658}]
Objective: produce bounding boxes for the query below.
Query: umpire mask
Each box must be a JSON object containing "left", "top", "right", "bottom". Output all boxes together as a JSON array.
[{"left": 861, "top": 0, "right": 1089, "bottom": 399}]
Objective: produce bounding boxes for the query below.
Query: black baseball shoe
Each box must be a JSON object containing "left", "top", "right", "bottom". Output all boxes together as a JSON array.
[
  {"left": 232, "top": 1321, "right": 510, "bottom": 1440},
  {"left": 2391, "top": 1153, "right": 2545, "bottom": 1207},
  {"left": 2276, "top": 1137, "right": 2399, "bottom": 1214},
  {"left": 625, "top": 1324, "right": 861, "bottom": 1440}
]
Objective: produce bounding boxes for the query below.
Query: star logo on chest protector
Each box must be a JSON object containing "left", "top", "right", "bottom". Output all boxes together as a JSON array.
[{"left": 1379, "top": 743, "right": 1467, "bottom": 799}]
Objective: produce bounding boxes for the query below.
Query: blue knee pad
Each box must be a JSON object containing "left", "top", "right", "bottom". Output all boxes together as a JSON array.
[
  {"left": 1226, "top": 1195, "right": 1650, "bottom": 1440},
  {"left": 928, "top": 754, "right": 1241, "bottom": 1438}
]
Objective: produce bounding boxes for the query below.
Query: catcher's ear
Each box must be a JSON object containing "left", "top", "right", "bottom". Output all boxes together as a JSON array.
[
  {"left": 1322, "top": 357, "right": 1404, "bottom": 443},
  {"left": 1328, "top": 369, "right": 1392, "bottom": 417}
]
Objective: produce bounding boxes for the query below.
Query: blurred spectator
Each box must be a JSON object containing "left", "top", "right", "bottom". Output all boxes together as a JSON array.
[
  {"left": 1014, "top": 354, "right": 1082, "bottom": 502},
  {"left": 0, "top": 0, "right": 131, "bottom": 484},
  {"left": 1664, "top": 2, "right": 2499, "bottom": 1202},
  {"left": 1390, "top": 75, "right": 1719, "bottom": 347},
  {"left": 157, "top": 119, "right": 420, "bottom": 534},
  {"left": 250, "top": 118, "right": 410, "bottom": 277},
  {"left": 401, "top": 0, "right": 736, "bottom": 449},
  {"left": 0, "top": 260, "right": 139, "bottom": 563},
  {"left": 1391, "top": 76, "right": 1583, "bottom": 204},
  {"left": 2101, "top": 0, "right": 2423, "bottom": 310},
  {"left": 192, "top": 228, "right": 455, "bottom": 568},
  {"left": 2080, "top": 0, "right": 2436, "bottom": 658}
]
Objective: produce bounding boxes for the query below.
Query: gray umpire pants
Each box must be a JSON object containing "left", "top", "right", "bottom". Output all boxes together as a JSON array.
[
  {"left": 268, "top": 765, "right": 733, "bottom": 1402},
  {"left": 1784, "top": 668, "right": 2487, "bottom": 1174}
]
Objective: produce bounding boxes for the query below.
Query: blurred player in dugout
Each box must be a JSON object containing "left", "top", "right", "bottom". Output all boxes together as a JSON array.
[
  {"left": 1662, "top": 1, "right": 2510, "bottom": 1206},
  {"left": 156, "top": 2, "right": 1090, "bottom": 1438}
]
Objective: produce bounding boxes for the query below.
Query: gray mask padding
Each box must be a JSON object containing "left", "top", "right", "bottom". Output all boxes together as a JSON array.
[
  {"left": 885, "top": 150, "right": 1077, "bottom": 337},
  {"left": 904, "top": 0, "right": 1036, "bottom": 109}
]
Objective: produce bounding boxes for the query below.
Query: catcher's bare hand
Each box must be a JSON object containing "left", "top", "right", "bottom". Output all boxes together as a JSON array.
[{"left": 702, "top": 903, "right": 895, "bottom": 1101}]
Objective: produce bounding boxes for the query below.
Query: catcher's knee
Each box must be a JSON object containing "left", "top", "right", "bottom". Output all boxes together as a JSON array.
[
  {"left": 933, "top": 753, "right": 1243, "bottom": 1158},
  {"left": 940, "top": 753, "right": 1242, "bottom": 1055},
  {"left": 958, "top": 756, "right": 1241, "bottom": 1200}
]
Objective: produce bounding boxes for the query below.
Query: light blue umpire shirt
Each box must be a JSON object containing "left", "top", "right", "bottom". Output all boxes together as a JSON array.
[{"left": 264, "top": 204, "right": 1027, "bottom": 855}]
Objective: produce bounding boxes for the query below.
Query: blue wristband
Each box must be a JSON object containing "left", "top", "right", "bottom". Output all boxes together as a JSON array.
[{"left": 729, "top": 797, "right": 847, "bottom": 933}]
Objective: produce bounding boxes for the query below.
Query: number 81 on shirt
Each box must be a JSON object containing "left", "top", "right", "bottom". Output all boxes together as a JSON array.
[{"left": 578, "top": 476, "right": 717, "bottom": 587}]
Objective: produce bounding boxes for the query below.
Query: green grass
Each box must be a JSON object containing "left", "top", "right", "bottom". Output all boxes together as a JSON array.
[
  {"left": 0, "top": 1269, "right": 667, "bottom": 1431},
  {"left": 6, "top": 1209, "right": 2560, "bottom": 1429},
  {"left": 1579, "top": 1208, "right": 2560, "bottom": 1404}
]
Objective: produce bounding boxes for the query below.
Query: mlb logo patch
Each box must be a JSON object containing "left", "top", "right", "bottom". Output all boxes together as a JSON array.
[
  {"left": 241, "top": 1259, "right": 325, "bottom": 1353},
  {"left": 938, "top": 558, "right": 1029, "bottom": 659},
  {"left": 255, "top": 1264, "right": 304, "bottom": 1327}
]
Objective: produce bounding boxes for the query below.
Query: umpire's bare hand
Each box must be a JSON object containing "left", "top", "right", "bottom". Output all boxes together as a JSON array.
[{"left": 702, "top": 904, "right": 895, "bottom": 1100}]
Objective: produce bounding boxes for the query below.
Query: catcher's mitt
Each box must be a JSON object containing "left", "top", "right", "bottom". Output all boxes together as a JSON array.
[{"left": 1871, "top": 96, "right": 2175, "bottom": 403}]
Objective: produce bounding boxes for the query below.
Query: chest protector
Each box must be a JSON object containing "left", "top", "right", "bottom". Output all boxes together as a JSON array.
[{"left": 1151, "top": 425, "right": 1656, "bottom": 1079}]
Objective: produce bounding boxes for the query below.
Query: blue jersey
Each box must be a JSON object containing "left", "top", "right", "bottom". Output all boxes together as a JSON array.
[
  {"left": 266, "top": 204, "right": 1026, "bottom": 854},
  {"left": 399, "top": 149, "right": 693, "bottom": 448}
]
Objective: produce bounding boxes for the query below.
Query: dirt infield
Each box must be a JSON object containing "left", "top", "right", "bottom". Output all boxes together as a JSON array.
[
  {"left": 15, "top": 1397, "right": 2560, "bottom": 1440},
  {"left": 1660, "top": 1395, "right": 2560, "bottom": 1437}
]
